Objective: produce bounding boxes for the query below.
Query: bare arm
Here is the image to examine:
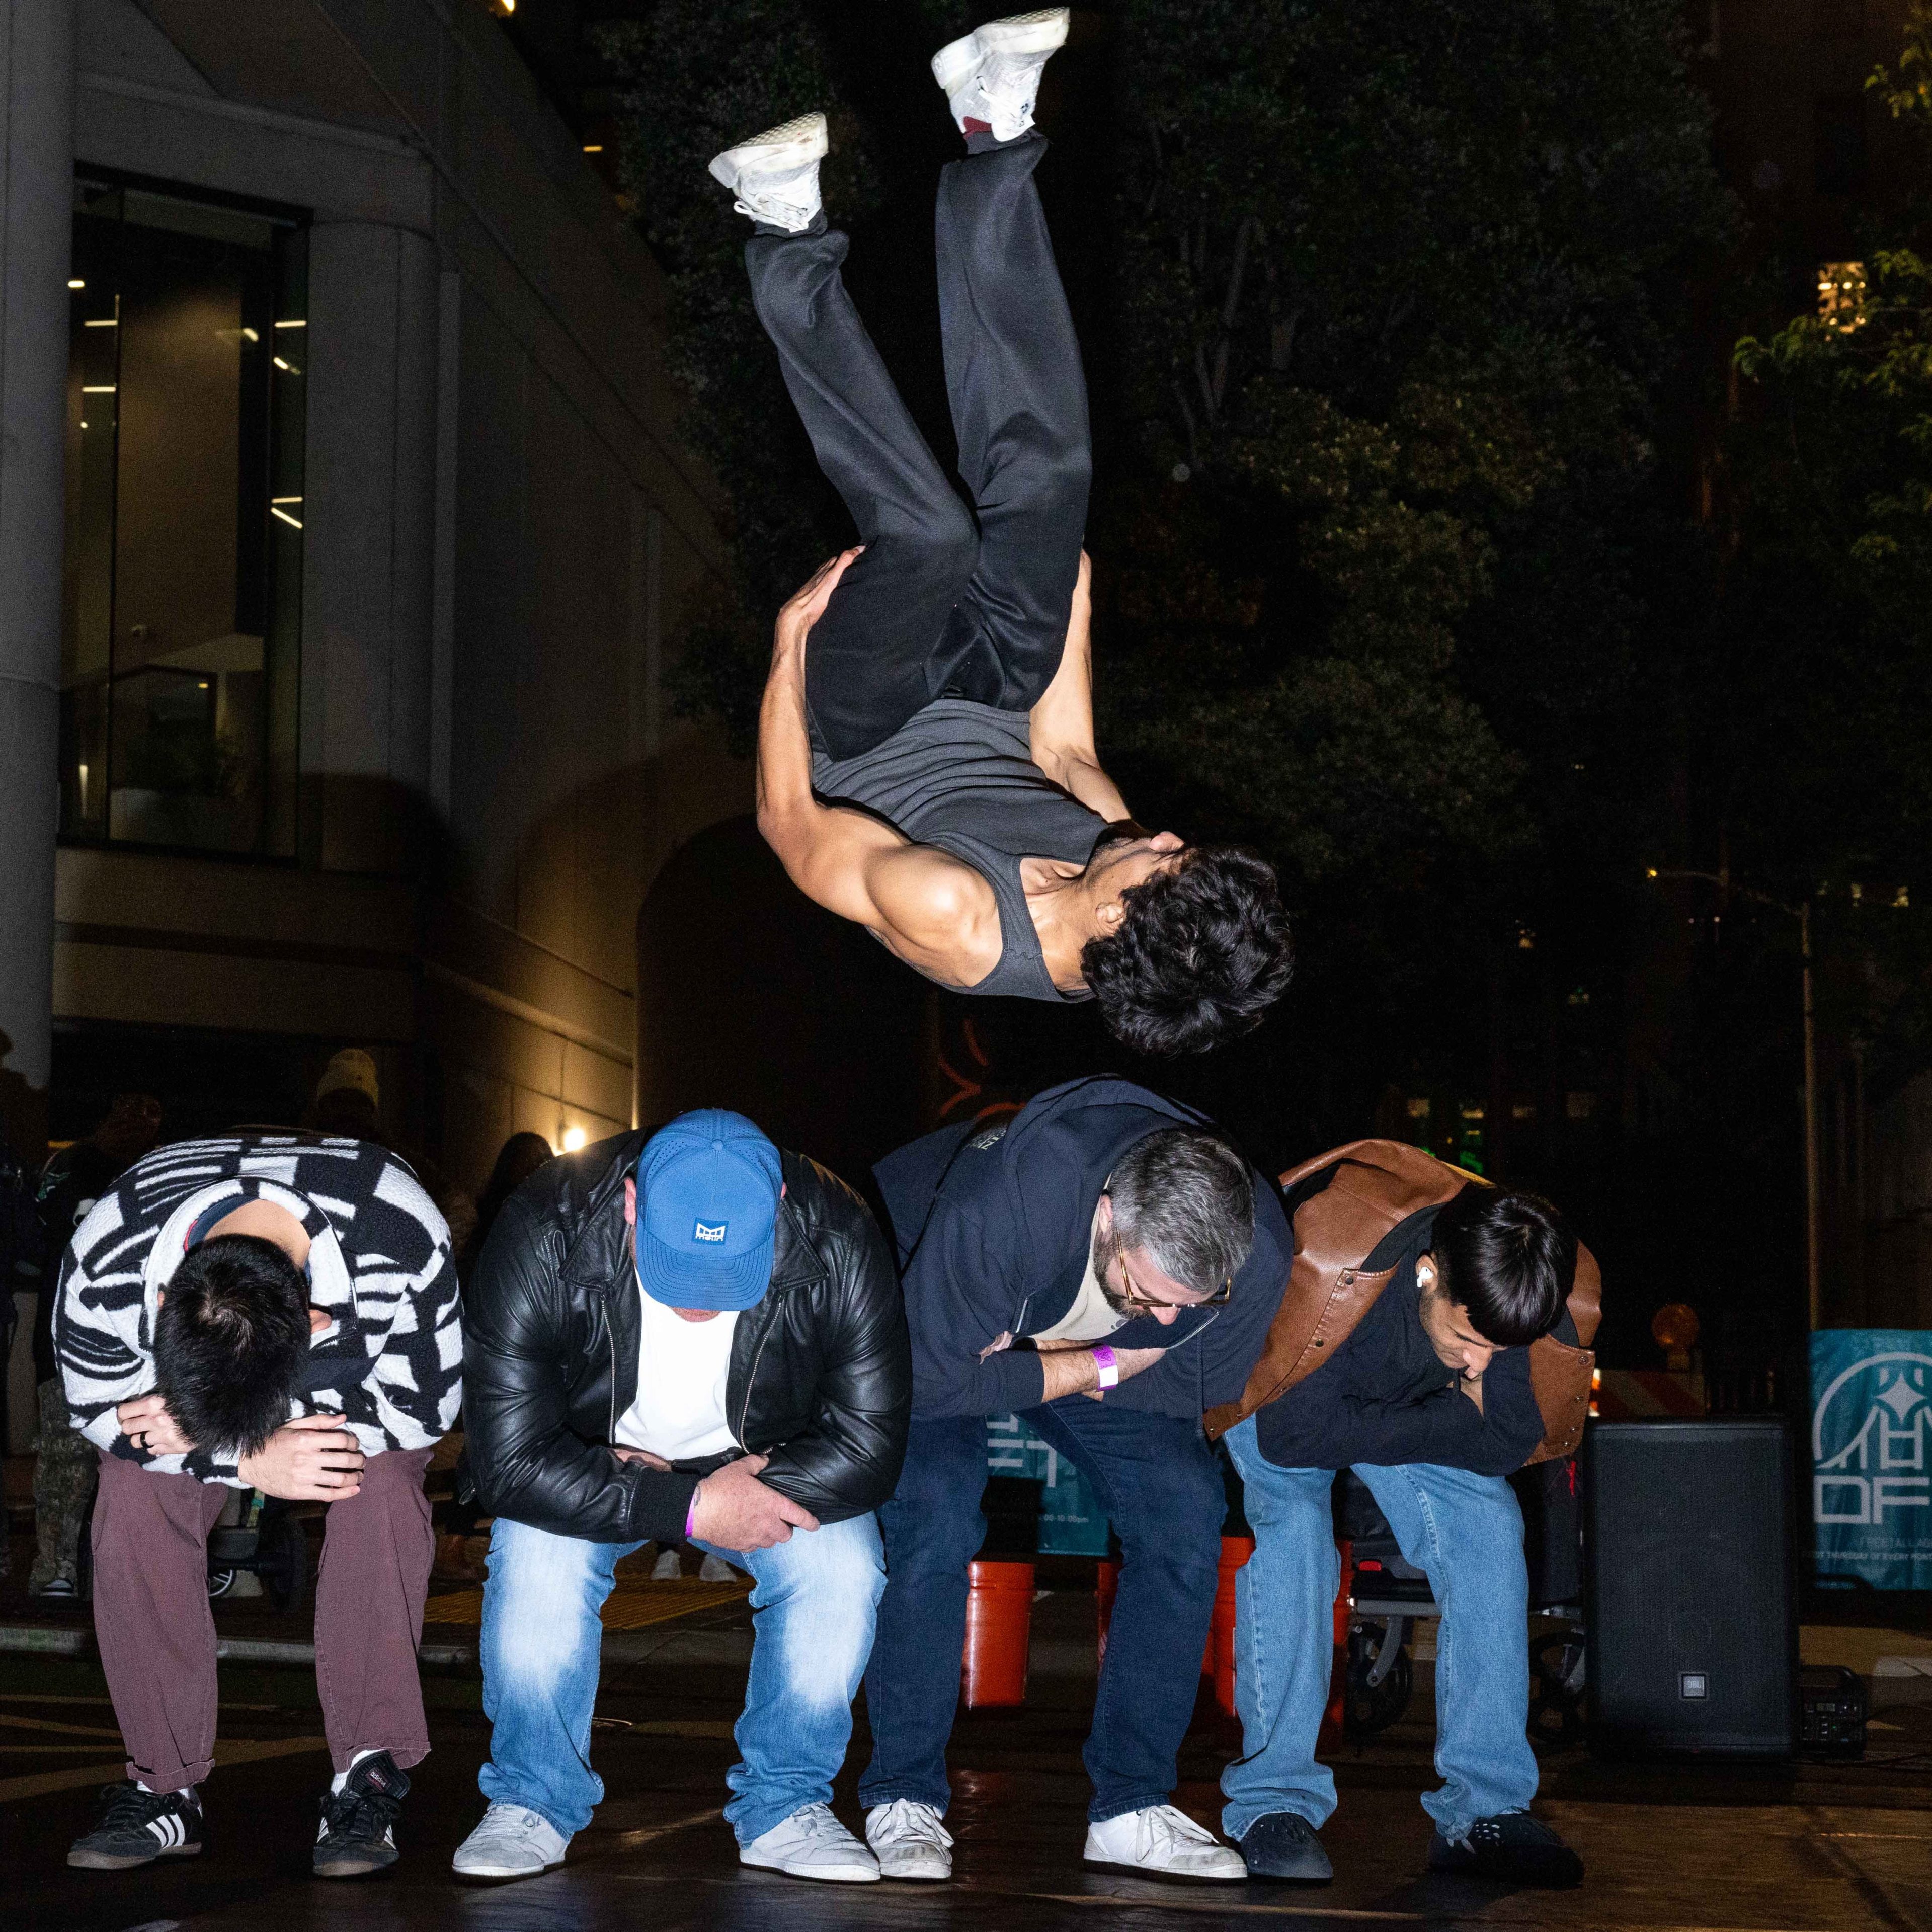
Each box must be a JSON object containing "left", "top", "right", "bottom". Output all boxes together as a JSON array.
[
  {"left": 1038, "top": 1344, "right": 1168, "bottom": 1402},
  {"left": 755, "top": 553, "right": 1007, "bottom": 988},
  {"left": 1028, "top": 551, "right": 1134, "bottom": 824}
]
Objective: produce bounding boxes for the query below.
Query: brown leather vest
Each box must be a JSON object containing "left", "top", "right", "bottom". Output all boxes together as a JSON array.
[{"left": 1202, "top": 1139, "right": 1601, "bottom": 1465}]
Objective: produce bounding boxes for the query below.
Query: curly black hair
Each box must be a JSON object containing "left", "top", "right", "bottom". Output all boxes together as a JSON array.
[
  {"left": 154, "top": 1234, "right": 311, "bottom": 1458},
  {"left": 1080, "top": 846, "right": 1294, "bottom": 1056}
]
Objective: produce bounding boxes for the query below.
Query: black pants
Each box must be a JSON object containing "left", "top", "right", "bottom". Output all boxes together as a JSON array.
[{"left": 746, "top": 135, "right": 1090, "bottom": 762}]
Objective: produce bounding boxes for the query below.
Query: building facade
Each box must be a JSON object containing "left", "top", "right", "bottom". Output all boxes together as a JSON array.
[{"left": 1, "top": 0, "right": 750, "bottom": 1220}]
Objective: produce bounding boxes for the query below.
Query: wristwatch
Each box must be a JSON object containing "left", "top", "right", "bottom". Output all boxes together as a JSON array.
[{"left": 1092, "top": 1344, "right": 1120, "bottom": 1391}]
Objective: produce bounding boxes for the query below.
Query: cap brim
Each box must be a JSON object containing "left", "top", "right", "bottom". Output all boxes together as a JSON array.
[{"left": 634, "top": 1224, "right": 773, "bottom": 1312}]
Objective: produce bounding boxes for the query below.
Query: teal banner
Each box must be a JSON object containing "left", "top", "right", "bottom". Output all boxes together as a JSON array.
[
  {"left": 1810, "top": 1329, "right": 1932, "bottom": 1590},
  {"left": 986, "top": 1414, "right": 1111, "bottom": 1555}
]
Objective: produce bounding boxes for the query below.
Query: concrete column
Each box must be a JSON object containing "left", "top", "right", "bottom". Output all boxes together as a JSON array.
[
  {"left": 0, "top": 1, "right": 73, "bottom": 1156},
  {"left": 302, "top": 220, "right": 439, "bottom": 874}
]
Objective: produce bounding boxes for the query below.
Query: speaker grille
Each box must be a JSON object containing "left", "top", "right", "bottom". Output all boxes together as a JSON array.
[{"left": 1584, "top": 1420, "right": 1794, "bottom": 1755}]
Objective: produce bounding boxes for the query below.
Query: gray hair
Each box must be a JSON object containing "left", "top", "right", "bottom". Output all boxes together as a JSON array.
[{"left": 1106, "top": 1128, "right": 1255, "bottom": 1295}]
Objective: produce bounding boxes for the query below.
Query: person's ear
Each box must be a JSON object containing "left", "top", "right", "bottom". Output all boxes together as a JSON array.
[
  {"left": 1095, "top": 892, "right": 1128, "bottom": 932},
  {"left": 624, "top": 1177, "right": 637, "bottom": 1229},
  {"left": 1095, "top": 1193, "right": 1114, "bottom": 1240},
  {"left": 1416, "top": 1257, "right": 1437, "bottom": 1293}
]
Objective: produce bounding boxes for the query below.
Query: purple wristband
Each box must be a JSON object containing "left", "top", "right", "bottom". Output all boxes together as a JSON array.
[
  {"left": 685, "top": 1494, "right": 698, "bottom": 1540},
  {"left": 1092, "top": 1344, "right": 1119, "bottom": 1391}
]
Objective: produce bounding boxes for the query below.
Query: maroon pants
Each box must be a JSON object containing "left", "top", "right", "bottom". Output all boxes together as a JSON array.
[{"left": 92, "top": 1446, "right": 436, "bottom": 1791}]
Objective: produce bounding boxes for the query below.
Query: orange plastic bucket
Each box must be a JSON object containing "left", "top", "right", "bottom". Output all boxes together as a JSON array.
[
  {"left": 1095, "top": 1557, "right": 1120, "bottom": 1666},
  {"left": 1212, "top": 1535, "right": 1256, "bottom": 1713},
  {"left": 961, "top": 1558, "right": 1034, "bottom": 1708}
]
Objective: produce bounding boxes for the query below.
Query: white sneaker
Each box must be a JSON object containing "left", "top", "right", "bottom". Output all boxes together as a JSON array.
[
  {"left": 866, "top": 1798, "right": 953, "bottom": 1880},
  {"left": 451, "top": 1802, "right": 570, "bottom": 1880},
  {"left": 1084, "top": 1804, "right": 1246, "bottom": 1882},
  {"left": 707, "top": 111, "right": 828, "bottom": 233},
  {"left": 740, "top": 1802, "right": 880, "bottom": 1883},
  {"left": 651, "top": 1547, "right": 683, "bottom": 1581},
  {"left": 698, "top": 1553, "right": 738, "bottom": 1583},
  {"left": 931, "top": 9, "right": 1070, "bottom": 142}
]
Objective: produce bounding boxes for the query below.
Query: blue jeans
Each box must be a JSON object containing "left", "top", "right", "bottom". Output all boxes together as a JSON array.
[
  {"left": 860, "top": 1403, "right": 1223, "bottom": 1825},
  {"left": 1221, "top": 1418, "right": 1537, "bottom": 1842},
  {"left": 478, "top": 1512, "right": 885, "bottom": 1843}
]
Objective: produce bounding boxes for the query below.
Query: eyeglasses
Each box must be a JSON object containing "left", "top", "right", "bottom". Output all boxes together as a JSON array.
[{"left": 1115, "top": 1254, "right": 1233, "bottom": 1312}]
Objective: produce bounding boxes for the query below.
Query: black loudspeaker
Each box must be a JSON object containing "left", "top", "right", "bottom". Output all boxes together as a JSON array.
[{"left": 1583, "top": 1418, "right": 1796, "bottom": 1757}]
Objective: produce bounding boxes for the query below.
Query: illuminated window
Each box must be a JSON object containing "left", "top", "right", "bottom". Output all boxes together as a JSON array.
[
  {"left": 60, "top": 175, "right": 307, "bottom": 855},
  {"left": 1818, "top": 260, "right": 1867, "bottom": 332}
]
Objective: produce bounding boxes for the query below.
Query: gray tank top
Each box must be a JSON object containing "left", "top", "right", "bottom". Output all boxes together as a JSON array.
[{"left": 811, "top": 698, "right": 1107, "bottom": 1002}]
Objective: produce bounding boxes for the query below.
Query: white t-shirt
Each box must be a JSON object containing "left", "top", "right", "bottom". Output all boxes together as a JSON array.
[
  {"left": 1026, "top": 1203, "right": 1130, "bottom": 1344},
  {"left": 613, "top": 1283, "right": 740, "bottom": 1462}
]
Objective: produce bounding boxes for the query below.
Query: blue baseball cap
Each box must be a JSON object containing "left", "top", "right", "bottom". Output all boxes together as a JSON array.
[{"left": 633, "top": 1110, "right": 782, "bottom": 1311}]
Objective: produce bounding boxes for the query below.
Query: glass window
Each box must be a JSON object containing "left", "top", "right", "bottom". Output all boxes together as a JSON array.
[{"left": 59, "top": 175, "right": 307, "bottom": 856}]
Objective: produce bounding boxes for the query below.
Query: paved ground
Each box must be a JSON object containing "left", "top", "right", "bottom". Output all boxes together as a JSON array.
[{"left": 4, "top": 1576, "right": 1931, "bottom": 1932}]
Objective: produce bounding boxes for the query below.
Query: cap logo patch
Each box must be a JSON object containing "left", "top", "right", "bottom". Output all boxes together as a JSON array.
[{"left": 693, "top": 1219, "right": 728, "bottom": 1244}]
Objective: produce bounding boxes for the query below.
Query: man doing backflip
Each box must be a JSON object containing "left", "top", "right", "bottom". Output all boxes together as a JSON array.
[
  {"left": 1203, "top": 1140, "right": 1601, "bottom": 1889},
  {"left": 712, "top": 10, "right": 1293, "bottom": 1056}
]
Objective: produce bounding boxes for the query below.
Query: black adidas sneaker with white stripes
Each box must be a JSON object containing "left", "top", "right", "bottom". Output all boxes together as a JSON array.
[
  {"left": 68, "top": 1781, "right": 206, "bottom": 1869},
  {"left": 313, "top": 1750, "right": 410, "bottom": 1878}
]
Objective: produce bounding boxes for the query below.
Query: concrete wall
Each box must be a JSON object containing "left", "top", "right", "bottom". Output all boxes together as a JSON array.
[{"left": 38, "top": 0, "right": 752, "bottom": 1190}]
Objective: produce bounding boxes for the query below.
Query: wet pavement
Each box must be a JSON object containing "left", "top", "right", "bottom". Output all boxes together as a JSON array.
[{"left": 4, "top": 1580, "right": 1931, "bottom": 1932}]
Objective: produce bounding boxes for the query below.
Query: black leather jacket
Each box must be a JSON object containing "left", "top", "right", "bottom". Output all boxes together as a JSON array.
[{"left": 463, "top": 1131, "right": 911, "bottom": 1545}]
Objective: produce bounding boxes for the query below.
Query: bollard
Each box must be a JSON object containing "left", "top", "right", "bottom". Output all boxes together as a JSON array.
[{"left": 961, "top": 1558, "right": 1035, "bottom": 1708}]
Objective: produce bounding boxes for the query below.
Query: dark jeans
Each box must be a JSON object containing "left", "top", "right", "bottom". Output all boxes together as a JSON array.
[
  {"left": 745, "top": 133, "right": 1091, "bottom": 761},
  {"left": 859, "top": 1403, "right": 1223, "bottom": 1825}
]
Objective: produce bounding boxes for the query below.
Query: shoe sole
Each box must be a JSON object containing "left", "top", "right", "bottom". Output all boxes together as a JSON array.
[
  {"left": 1244, "top": 1864, "right": 1334, "bottom": 1885},
  {"left": 1082, "top": 1856, "right": 1247, "bottom": 1885},
  {"left": 932, "top": 9, "right": 1069, "bottom": 95},
  {"left": 739, "top": 1856, "right": 880, "bottom": 1883},
  {"left": 452, "top": 1858, "right": 565, "bottom": 1881},
  {"left": 707, "top": 113, "right": 828, "bottom": 191},
  {"left": 69, "top": 1843, "right": 202, "bottom": 1871},
  {"left": 313, "top": 1847, "right": 400, "bottom": 1879},
  {"left": 873, "top": 1860, "right": 952, "bottom": 1881}
]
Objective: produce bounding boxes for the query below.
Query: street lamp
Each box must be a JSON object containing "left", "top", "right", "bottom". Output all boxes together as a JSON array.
[{"left": 1647, "top": 868, "right": 1819, "bottom": 1329}]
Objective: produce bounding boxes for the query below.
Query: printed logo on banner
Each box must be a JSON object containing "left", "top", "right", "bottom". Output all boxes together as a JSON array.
[
  {"left": 1810, "top": 1331, "right": 1932, "bottom": 1590},
  {"left": 986, "top": 1414, "right": 1112, "bottom": 1556}
]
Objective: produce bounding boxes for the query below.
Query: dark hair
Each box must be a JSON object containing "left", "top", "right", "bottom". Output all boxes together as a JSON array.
[
  {"left": 1107, "top": 1127, "right": 1255, "bottom": 1294},
  {"left": 153, "top": 1234, "right": 311, "bottom": 1457},
  {"left": 1081, "top": 847, "right": 1293, "bottom": 1057},
  {"left": 473, "top": 1132, "right": 556, "bottom": 1259},
  {"left": 1431, "top": 1187, "right": 1577, "bottom": 1348}
]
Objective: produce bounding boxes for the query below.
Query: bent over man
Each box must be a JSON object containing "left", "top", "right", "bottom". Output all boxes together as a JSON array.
[
  {"left": 858, "top": 1077, "right": 1289, "bottom": 1882},
  {"left": 457, "top": 1111, "right": 910, "bottom": 1883},
  {"left": 1204, "top": 1140, "right": 1600, "bottom": 1889},
  {"left": 715, "top": 11, "right": 1292, "bottom": 1054},
  {"left": 56, "top": 1134, "right": 462, "bottom": 1877}
]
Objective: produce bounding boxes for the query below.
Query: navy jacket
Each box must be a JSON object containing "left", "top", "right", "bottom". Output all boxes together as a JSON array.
[
  {"left": 1254, "top": 1200, "right": 1547, "bottom": 1475},
  {"left": 874, "top": 1077, "right": 1291, "bottom": 1421}
]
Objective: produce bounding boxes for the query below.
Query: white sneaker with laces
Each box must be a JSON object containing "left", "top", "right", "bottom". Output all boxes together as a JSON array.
[
  {"left": 740, "top": 1802, "right": 880, "bottom": 1882},
  {"left": 698, "top": 1553, "right": 738, "bottom": 1583},
  {"left": 651, "top": 1546, "right": 683, "bottom": 1581},
  {"left": 931, "top": 9, "right": 1070, "bottom": 142},
  {"left": 1084, "top": 1804, "right": 1246, "bottom": 1882},
  {"left": 866, "top": 1798, "right": 954, "bottom": 1880},
  {"left": 707, "top": 111, "right": 828, "bottom": 233},
  {"left": 451, "top": 1802, "right": 570, "bottom": 1880}
]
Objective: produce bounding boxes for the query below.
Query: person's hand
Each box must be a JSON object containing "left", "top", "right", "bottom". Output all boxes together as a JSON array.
[
  {"left": 1458, "top": 1370, "right": 1486, "bottom": 1415},
  {"left": 773, "top": 549, "right": 863, "bottom": 662},
  {"left": 237, "top": 1413, "right": 365, "bottom": 1501},
  {"left": 688, "top": 1452, "right": 820, "bottom": 1551},
  {"left": 613, "top": 1445, "right": 673, "bottom": 1471},
  {"left": 117, "top": 1393, "right": 194, "bottom": 1456}
]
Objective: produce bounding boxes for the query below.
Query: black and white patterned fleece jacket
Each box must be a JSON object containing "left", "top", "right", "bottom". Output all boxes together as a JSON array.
[{"left": 55, "top": 1134, "right": 462, "bottom": 1485}]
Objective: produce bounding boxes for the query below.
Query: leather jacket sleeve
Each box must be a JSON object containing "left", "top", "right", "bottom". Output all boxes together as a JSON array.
[
  {"left": 755, "top": 1184, "right": 912, "bottom": 1523},
  {"left": 463, "top": 1193, "right": 697, "bottom": 1545}
]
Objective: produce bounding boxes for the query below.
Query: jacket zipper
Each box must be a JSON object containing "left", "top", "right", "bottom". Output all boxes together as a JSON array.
[
  {"left": 736, "top": 1305, "right": 776, "bottom": 1450},
  {"left": 600, "top": 1300, "right": 618, "bottom": 1443}
]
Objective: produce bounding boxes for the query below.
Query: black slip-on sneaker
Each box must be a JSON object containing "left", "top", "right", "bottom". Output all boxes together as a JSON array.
[
  {"left": 68, "top": 1781, "right": 206, "bottom": 1870},
  {"left": 1237, "top": 1810, "right": 1334, "bottom": 1883},
  {"left": 1428, "top": 1811, "right": 1584, "bottom": 1888},
  {"left": 313, "top": 1750, "right": 410, "bottom": 1878}
]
